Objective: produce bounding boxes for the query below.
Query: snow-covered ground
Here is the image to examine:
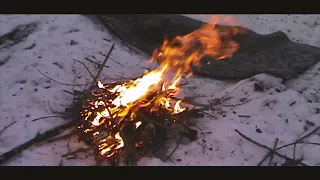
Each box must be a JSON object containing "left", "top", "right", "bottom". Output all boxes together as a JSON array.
[{"left": 0, "top": 14, "right": 319, "bottom": 166}]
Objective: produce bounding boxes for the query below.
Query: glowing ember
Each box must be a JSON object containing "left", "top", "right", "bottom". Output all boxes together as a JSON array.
[{"left": 78, "top": 16, "right": 243, "bottom": 159}]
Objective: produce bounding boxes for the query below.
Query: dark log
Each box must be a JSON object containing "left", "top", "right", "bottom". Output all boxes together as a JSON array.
[
  {"left": 93, "top": 14, "right": 320, "bottom": 80},
  {"left": 0, "top": 119, "right": 78, "bottom": 165}
]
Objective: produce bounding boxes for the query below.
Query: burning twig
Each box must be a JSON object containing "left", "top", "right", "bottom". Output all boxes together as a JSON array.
[
  {"left": 0, "top": 121, "right": 17, "bottom": 140},
  {"left": 234, "top": 129, "right": 308, "bottom": 166}
]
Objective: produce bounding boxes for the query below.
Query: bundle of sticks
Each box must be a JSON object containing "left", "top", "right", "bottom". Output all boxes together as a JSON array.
[{"left": 74, "top": 76, "right": 203, "bottom": 166}]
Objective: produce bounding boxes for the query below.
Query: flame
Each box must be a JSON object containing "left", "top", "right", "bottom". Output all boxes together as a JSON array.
[
  {"left": 79, "top": 15, "right": 244, "bottom": 158},
  {"left": 135, "top": 121, "right": 142, "bottom": 129}
]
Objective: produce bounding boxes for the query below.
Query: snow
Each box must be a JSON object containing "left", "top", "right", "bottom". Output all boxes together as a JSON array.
[{"left": 0, "top": 14, "right": 319, "bottom": 166}]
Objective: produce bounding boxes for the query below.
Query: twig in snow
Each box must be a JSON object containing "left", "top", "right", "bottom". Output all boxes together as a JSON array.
[
  {"left": 45, "top": 131, "right": 77, "bottom": 144},
  {"left": 297, "top": 126, "right": 320, "bottom": 142},
  {"left": 234, "top": 129, "right": 308, "bottom": 166},
  {"left": 201, "top": 111, "right": 218, "bottom": 119},
  {"left": 37, "top": 69, "right": 89, "bottom": 86},
  {"left": 114, "top": 74, "right": 135, "bottom": 80},
  {"left": 164, "top": 136, "right": 183, "bottom": 162},
  {"left": 84, "top": 57, "right": 110, "bottom": 68},
  {"left": 257, "top": 127, "right": 320, "bottom": 166},
  {"left": 31, "top": 115, "right": 68, "bottom": 122},
  {"left": 293, "top": 129, "right": 308, "bottom": 161},
  {"left": 87, "top": 44, "right": 115, "bottom": 93},
  {"left": 238, "top": 115, "right": 251, "bottom": 118},
  {"left": 0, "top": 121, "right": 17, "bottom": 140},
  {"left": 61, "top": 147, "right": 92, "bottom": 157},
  {"left": 98, "top": 51, "right": 124, "bottom": 67},
  {"left": 73, "top": 59, "right": 95, "bottom": 79},
  {"left": 220, "top": 79, "right": 248, "bottom": 101},
  {"left": 190, "top": 125, "right": 206, "bottom": 141},
  {"left": 268, "top": 138, "right": 279, "bottom": 166},
  {"left": 289, "top": 101, "right": 296, "bottom": 106},
  {"left": 222, "top": 99, "right": 252, "bottom": 107}
]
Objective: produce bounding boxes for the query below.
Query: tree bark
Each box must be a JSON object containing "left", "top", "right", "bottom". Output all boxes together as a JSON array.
[{"left": 94, "top": 14, "right": 320, "bottom": 80}]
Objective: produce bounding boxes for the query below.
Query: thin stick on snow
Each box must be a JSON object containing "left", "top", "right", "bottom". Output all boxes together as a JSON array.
[
  {"left": 220, "top": 79, "right": 249, "bottom": 101},
  {"left": 222, "top": 99, "right": 252, "bottom": 107},
  {"left": 45, "top": 131, "right": 77, "bottom": 144},
  {"left": 164, "top": 136, "right": 183, "bottom": 162},
  {"left": 73, "top": 59, "right": 95, "bottom": 79},
  {"left": 37, "top": 69, "right": 89, "bottom": 86},
  {"left": 31, "top": 115, "right": 68, "bottom": 122},
  {"left": 88, "top": 44, "right": 115, "bottom": 92},
  {"left": 296, "top": 126, "right": 320, "bottom": 142},
  {"left": 268, "top": 138, "right": 279, "bottom": 166},
  {"left": 234, "top": 129, "right": 308, "bottom": 166},
  {"left": 0, "top": 121, "right": 17, "bottom": 140},
  {"left": 84, "top": 57, "right": 110, "bottom": 68},
  {"left": 61, "top": 147, "right": 92, "bottom": 158},
  {"left": 257, "top": 126, "right": 320, "bottom": 166}
]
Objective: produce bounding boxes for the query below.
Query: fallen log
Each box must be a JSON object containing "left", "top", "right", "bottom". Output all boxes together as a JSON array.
[
  {"left": 0, "top": 119, "right": 78, "bottom": 165},
  {"left": 94, "top": 14, "right": 320, "bottom": 80}
]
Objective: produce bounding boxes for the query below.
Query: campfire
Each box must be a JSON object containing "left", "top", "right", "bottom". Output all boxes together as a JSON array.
[
  {"left": 0, "top": 16, "right": 248, "bottom": 166},
  {"left": 74, "top": 19, "right": 246, "bottom": 165}
]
